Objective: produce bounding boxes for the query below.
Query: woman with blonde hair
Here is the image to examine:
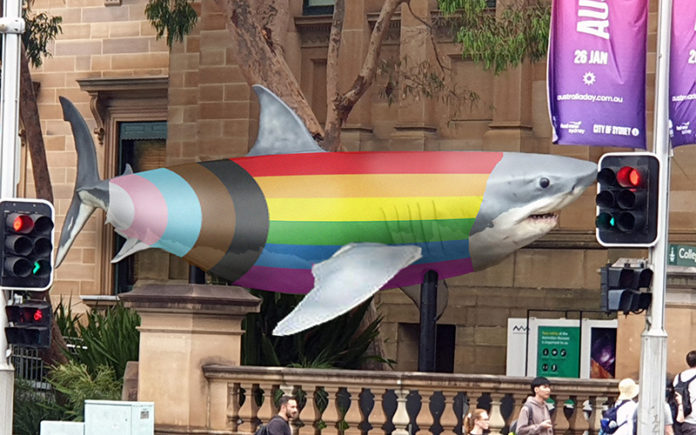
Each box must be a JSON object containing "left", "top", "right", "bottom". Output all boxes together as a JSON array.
[{"left": 463, "top": 408, "right": 490, "bottom": 434}]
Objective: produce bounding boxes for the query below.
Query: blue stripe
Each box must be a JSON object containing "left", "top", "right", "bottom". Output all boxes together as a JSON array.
[
  {"left": 139, "top": 168, "right": 202, "bottom": 257},
  {"left": 254, "top": 240, "right": 470, "bottom": 269}
]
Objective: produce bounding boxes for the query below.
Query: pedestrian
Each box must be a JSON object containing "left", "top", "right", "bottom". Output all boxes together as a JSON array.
[
  {"left": 463, "top": 408, "right": 490, "bottom": 434},
  {"left": 266, "top": 395, "right": 298, "bottom": 435},
  {"left": 612, "top": 378, "right": 639, "bottom": 435},
  {"left": 674, "top": 351, "right": 696, "bottom": 435},
  {"left": 516, "top": 376, "right": 554, "bottom": 435},
  {"left": 667, "top": 378, "right": 685, "bottom": 435}
]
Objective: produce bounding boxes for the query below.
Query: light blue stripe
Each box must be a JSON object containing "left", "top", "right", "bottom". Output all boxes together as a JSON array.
[
  {"left": 139, "top": 168, "right": 202, "bottom": 256},
  {"left": 254, "top": 240, "right": 470, "bottom": 269}
]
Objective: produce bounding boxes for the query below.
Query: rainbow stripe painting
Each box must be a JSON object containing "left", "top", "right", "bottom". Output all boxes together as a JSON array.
[{"left": 233, "top": 151, "right": 501, "bottom": 293}]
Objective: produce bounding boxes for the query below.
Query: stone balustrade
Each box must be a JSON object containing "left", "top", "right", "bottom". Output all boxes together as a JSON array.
[{"left": 203, "top": 365, "right": 618, "bottom": 435}]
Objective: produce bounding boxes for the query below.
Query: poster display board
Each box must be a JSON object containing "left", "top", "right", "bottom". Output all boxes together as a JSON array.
[{"left": 506, "top": 318, "right": 617, "bottom": 378}]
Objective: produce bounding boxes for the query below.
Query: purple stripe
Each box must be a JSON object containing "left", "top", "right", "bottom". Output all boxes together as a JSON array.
[{"left": 234, "top": 258, "right": 474, "bottom": 294}]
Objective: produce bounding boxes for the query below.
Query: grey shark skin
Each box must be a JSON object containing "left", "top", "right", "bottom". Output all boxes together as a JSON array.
[
  {"left": 56, "top": 85, "right": 597, "bottom": 335},
  {"left": 469, "top": 152, "right": 597, "bottom": 271}
]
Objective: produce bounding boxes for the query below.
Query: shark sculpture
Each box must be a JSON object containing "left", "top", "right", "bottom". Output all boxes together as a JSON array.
[{"left": 56, "top": 85, "right": 597, "bottom": 336}]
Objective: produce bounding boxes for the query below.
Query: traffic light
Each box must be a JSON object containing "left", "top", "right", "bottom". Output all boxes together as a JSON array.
[
  {"left": 0, "top": 199, "right": 55, "bottom": 291},
  {"left": 600, "top": 265, "right": 653, "bottom": 315},
  {"left": 5, "top": 300, "right": 52, "bottom": 348},
  {"left": 595, "top": 152, "right": 660, "bottom": 247}
]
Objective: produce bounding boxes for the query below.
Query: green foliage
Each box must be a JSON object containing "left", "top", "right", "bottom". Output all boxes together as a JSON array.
[
  {"left": 145, "top": 0, "right": 198, "bottom": 47},
  {"left": 438, "top": 0, "right": 551, "bottom": 74},
  {"left": 13, "top": 379, "right": 64, "bottom": 435},
  {"left": 54, "top": 300, "right": 140, "bottom": 380},
  {"left": 48, "top": 362, "right": 122, "bottom": 421},
  {"left": 22, "top": 1, "right": 62, "bottom": 67},
  {"left": 242, "top": 290, "right": 392, "bottom": 369}
]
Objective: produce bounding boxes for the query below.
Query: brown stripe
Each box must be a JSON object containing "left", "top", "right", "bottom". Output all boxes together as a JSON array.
[{"left": 170, "top": 163, "right": 236, "bottom": 270}]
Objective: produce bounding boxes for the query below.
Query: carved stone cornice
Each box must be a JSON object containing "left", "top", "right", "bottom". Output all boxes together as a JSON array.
[{"left": 77, "top": 76, "right": 168, "bottom": 145}]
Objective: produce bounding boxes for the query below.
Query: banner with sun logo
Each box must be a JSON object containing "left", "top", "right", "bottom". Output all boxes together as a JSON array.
[
  {"left": 547, "top": 0, "right": 647, "bottom": 148},
  {"left": 670, "top": 1, "right": 696, "bottom": 147}
]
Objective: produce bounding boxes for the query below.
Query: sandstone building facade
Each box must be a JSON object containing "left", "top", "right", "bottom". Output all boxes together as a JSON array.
[{"left": 26, "top": 0, "right": 696, "bottom": 377}]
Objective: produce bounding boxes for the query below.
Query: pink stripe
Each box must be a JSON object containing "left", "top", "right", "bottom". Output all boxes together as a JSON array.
[
  {"left": 111, "top": 175, "right": 167, "bottom": 245},
  {"left": 234, "top": 258, "right": 474, "bottom": 294}
]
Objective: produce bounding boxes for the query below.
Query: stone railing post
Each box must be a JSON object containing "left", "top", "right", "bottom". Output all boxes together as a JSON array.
[
  {"left": 440, "top": 389, "right": 458, "bottom": 434},
  {"left": 120, "top": 283, "right": 260, "bottom": 433},
  {"left": 552, "top": 395, "right": 570, "bottom": 433},
  {"left": 488, "top": 392, "right": 506, "bottom": 435},
  {"left": 393, "top": 388, "right": 410, "bottom": 435},
  {"left": 367, "top": 388, "right": 387, "bottom": 435},
  {"left": 567, "top": 395, "right": 590, "bottom": 434}
]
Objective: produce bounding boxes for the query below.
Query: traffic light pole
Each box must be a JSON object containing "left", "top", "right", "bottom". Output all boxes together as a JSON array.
[
  {"left": 637, "top": 0, "right": 672, "bottom": 433},
  {"left": 0, "top": 0, "right": 24, "bottom": 434}
]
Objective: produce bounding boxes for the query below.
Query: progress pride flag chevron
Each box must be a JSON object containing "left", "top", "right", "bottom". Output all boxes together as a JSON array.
[
  {"left": 670, "top": 1, "right": 696, "bottom": 147},
  {"left": 548, "top": 0, "right": 647, "bottom": 148}
]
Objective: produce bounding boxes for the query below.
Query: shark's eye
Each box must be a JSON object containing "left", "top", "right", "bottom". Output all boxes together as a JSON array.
[{"left": 539, "top": 177, "right": 550, "bottom": 189}]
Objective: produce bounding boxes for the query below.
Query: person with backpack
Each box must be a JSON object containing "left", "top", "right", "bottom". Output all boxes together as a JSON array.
[
  {"left": 609, "top": 378, "right": 639, "bottom": 435},
  {"left": 258, "top": 395, "right": 298, "bottom": 435},
  {"left": 515, "top": 376, "right": 554, "bottom": 435},
  {"left": 674, "top": 350, "right": 696, "bottom": 435}
]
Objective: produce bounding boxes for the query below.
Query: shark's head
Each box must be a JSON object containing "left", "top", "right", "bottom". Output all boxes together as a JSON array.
[{"left": 468, "top": 152, "right": 597, "bottom": 270}]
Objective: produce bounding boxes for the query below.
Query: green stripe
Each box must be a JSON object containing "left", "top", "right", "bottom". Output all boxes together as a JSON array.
[{"left": 266, "top": 219, "right": 475, "bottom": 245}]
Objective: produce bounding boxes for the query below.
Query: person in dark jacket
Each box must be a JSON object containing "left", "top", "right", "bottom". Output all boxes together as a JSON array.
[
  {"left": 267, "top": 396, "right": 298, "bottom": 435},
  {"left": 516, "top": 376, "right": 554, "bottom": 435}
]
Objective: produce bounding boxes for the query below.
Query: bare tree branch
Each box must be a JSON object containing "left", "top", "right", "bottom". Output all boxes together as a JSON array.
[
  {"left": 321, "top": 0, "right": 407, "bottom": 151},
  {"left": 322, "top": 0, "right": 345, "bottom": 151},
  {"left": 215, "top": 0, "right": 324, "bottom": 141},
  {"left": 252, "top": 0, "right": 289, "bottom": 57},
  {"left": 406, "top": 1, "right": 447, "bottom": 73}
]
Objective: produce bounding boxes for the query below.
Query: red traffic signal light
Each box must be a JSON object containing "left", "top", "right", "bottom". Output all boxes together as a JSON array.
[
  {"left": 0, "top": 199, "right": 55, "bottom": 291},
  {"left": 595, "top": 153, "right": 659, "bottom": 247},
  {"left": 5, "top": 300, "right": 52, "bottom": 348}
]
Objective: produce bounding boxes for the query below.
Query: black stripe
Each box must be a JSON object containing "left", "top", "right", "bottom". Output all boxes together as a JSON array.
[{"left": 199, "top": 160, "right": 269, "bottom": 283}]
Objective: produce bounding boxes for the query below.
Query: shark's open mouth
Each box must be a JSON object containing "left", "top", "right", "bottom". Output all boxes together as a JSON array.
[{"left": 526, "top": 212, "right": 559, "bottom": 225}]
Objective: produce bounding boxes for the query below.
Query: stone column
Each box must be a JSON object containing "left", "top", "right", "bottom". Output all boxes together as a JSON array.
[{"left": 120, "top": 283, "right": 261, "bottom": 434}]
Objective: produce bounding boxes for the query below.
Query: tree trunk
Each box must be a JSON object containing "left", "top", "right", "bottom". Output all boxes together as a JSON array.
[
  {"left": 19, "top": 46, "right": 53, "bottom": 203},
  {"left": 215, "top": 0, "right": 324, "bottom": 141},
  {"left": 19, "top": 46, "right": 67, "bottom": 366}
]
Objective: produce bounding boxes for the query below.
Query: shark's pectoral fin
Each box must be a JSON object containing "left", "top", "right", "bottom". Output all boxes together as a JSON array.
[
  {"left": 400, "top": 280, "right": 449, "bottom": 320},
  {"left": 272, "top": 243, "right": 422, "bottom": 336},
  {"left": 111, "top": 236, "right": 150, "bottom": 263}
]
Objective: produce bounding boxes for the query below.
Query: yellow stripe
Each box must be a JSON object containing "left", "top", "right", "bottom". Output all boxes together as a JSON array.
[
  {"left": 266, "top": 196, "right": 484, "bottom": 221},
  {"left": 255, "top": 173, "right": 489, "bottom": 198}
]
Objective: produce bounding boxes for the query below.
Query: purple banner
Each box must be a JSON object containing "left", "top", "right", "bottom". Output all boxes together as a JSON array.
[
  {"left": 670, "top": 1, "right": 696, "bottom": 147},
  {"left": 548, "top": 0, "right": 647, "bottom": 148}
]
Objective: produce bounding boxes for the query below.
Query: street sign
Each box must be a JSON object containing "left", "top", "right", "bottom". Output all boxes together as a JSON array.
[{"left": 668, "top": 244, "right": 696, "bottom": 267}]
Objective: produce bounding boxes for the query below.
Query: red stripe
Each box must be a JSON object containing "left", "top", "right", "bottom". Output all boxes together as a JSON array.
[{"left": 232, "top": 151, "right": 503, "bottom": 176}]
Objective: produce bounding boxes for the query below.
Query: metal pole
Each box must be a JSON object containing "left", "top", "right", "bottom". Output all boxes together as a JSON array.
[
  {"left": 418, "top": 270, "right": 438, "bottom": 372},
  {"left": 638, "top": 0, "right": 672, "bottom": 433},
  {"left": 0, "top": 0, "right": 24, "bottom": 434}
]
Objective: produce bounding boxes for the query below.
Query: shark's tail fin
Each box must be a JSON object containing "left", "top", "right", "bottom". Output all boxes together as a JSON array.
[{"left": 55, "top": 97, "right": 109, "bottom": 267}]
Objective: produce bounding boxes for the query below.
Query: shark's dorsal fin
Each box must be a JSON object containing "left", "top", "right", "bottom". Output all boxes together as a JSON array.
[
  {"left": 247, "top": 85, "right": 325, "bottom": 156},
  {"left": 272, "top": 243, "right": 422, "bottom": 336},
  {"left": 123, "top": 163, "right": 134, "bottom": 176},
  {"left": 111, "top": 236, "right": 150, "bottom": 263}
]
